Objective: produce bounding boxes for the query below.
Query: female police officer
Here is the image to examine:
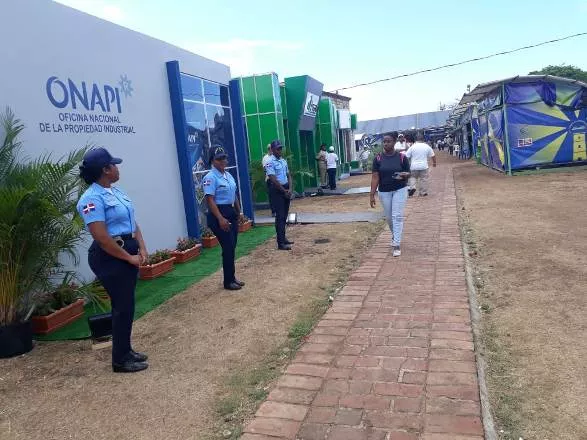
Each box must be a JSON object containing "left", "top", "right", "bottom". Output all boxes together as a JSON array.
[
  {"left": 204, "top": 146, "right": 245, "bottom": 291},
  {"left": 77, "top": 147, "right": 149, "bottom": 373}
]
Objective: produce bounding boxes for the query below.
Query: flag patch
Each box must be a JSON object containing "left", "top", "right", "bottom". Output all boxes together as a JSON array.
[
  {"left": 203, "top": 179, "right": 212, "bottom": 186},
  {"left": 82, "top": 203, "right": 96, "bottom": 214}
]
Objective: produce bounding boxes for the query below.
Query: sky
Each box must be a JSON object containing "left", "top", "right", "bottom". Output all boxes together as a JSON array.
[{"left": 55, "top": 0, "right": 587, "bottom": 121}]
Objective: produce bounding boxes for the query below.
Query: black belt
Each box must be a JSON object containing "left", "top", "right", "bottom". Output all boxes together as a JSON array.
[{"left": 115, "top": 233, "right": 136, "bottom": 241}]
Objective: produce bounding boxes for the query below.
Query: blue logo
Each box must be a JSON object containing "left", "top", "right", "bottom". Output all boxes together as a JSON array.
[{"left": 46, "top": 75, "right": 133, "bottom": 113}]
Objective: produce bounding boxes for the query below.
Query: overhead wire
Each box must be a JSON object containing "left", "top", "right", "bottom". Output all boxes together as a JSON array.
[{"left": 331, "top": 32, "right": 587, "bottom": 92}]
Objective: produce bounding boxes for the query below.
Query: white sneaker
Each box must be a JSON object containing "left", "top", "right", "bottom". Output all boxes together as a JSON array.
[{"left": 392, "top": 246, "right": 401, "bottom": 257}]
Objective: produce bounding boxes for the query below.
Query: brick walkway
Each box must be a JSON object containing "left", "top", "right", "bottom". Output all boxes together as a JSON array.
[{"left": 242, "top": 163, "right": 484, "bottom": 440}]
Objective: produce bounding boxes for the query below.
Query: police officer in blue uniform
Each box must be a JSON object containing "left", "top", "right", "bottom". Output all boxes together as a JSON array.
[
  {"left": 77, "top": 148, "right": 149, "bottom": 373},
  {"left": 204, "top": 146, "right": 245, "bottom": 291},
  {"left": 265, "top": 140, "right": 294, "bottom": 250}
]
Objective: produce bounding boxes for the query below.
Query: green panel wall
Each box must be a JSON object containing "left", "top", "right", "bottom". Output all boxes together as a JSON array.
[
  {"left": 284, "top": 76, "right": 309, "bottom": 193},
  {"left": 239, "top": 73, "right": 285, "bottom": 202}
]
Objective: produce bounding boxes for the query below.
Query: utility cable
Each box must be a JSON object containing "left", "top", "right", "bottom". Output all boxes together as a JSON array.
[{"left": 332, "top": 32, "right": 587, "bottom": 92}]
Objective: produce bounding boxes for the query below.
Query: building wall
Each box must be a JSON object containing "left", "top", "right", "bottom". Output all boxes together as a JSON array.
[{"left": 0, "top": 0, "right": 231, "bottom": 281}]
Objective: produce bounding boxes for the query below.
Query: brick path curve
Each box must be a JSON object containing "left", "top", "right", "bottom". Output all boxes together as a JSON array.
[{"left": 242, "top": 162, "right": 484, "bottom": 440}]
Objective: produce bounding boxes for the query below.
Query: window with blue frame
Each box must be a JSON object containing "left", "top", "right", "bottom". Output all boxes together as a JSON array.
[{"left": 180, "top": 73, "right": 236, "bottom": 226}]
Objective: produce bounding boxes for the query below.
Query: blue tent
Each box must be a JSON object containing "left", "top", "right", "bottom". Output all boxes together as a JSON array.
[{"left": 453, "top": 75, "right": 587, "bottom": 173}]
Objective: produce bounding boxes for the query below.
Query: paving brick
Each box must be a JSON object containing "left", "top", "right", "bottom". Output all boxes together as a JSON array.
[
  {"left": 401, "top": 371, "right": 427, "bottom": 384},
  {"left": 426, "top": 397, "right": 481, "bottom": 416},
  {"left": 308, "top": 334, "right": 346, "bottom": 344},
  {"left": 427, "top": 385, "right": 480, "bottom": 401},
  {"left": 421, "top": 434, "right": 483, "bottom": 440},
  {"left": 363, "top": 411, "right": 423, "bottom": 430},
  {"left": 430, "top": 349, "right": 475, "bottom": 361},
  {"left": 393, "top": 397, "right": 423, "bottom": 413},
  {"left": 373, "top": 382, "right": 424, "bottom": 398},
  {"left": 299, "top": 343, "right": 340, "bottom": 354},
  {"left": 327, "top": 368, "right": 352, "bottom": 379},
  {"left": 313, "top": 393, "right": 339, "bottom": 407},
  {"left": 240, "top": 434, "right": 281, "bottom": 440},
  {"left": 294, "top": 353, "right": 336, "bottom": 365},
  {"left": 335, "top": 408, "right": 363, "bottom": 426},
  {"left": 268, "top": 387, "right": 316, "bottom": 405},
  {"left": 313, "top": 327, "right": 350, "bottom": 336},
  {"left": 286, "top": 364, "right": 330, "bottom": 378},
  {"left": 327, "top": 426, "right": 368, "bottom": 440},
  {"left": 428, "top": 360, "right": 476, "bottom": 373},
  {"left": 430, "top": 339, "right": 474, "bottom": 351},
  {"left": 278, "top": 375, "right": 323, "bottom": 391},
  {"left": 424, "top": 415, "right": 483, "bottom": 436},
  {"left": 244, "top": 417, "right": 301, "bottom": 439},
  {"left": 297, "top": 423, "right": 329, "bottom": 440},
  {"left": 306, "top": 407, "right": 337, "bottom": 424},
  {"left": 256, "top": 401, "right": 308, "bottom": 421},
  {"left": 335, "top": 356, "right": 358, "bottom": 368}
]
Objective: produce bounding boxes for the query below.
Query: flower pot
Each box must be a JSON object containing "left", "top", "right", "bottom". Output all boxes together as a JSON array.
[
  {"left": 0, "top": 320, "right": 33, "bottom": 358},
  {"left": 238, "top": 221, "right": 252, "bottom": 233},
  {"left": 139, "top": 257, "right": 175, "bottom": 280},
  {"left": 170, "top": 244, "right": 202, "bottom": 263},
  {"left": 31, "top": 299, "right": 85, "bottom": 335},
  {"left": 202, "top": 236, "right": 218, "bottom": 248}
]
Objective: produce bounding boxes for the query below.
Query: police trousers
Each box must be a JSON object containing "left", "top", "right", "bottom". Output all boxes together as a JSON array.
[
  {"left": 207, "top": 205, "right": 239, "bottom": 287},
  {"left": 88, "top": 238, "right": 139, "bottom": 364},
  {"left": 269, "top": 183, "right": 291, "bottom": 246},
  {"left": 327, "top": 168, "right": 337, "bottom": 190}
]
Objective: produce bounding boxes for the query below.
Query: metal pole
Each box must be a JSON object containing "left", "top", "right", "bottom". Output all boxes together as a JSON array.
[{"left": 502, "top": 84, "right": 513, "bottom": 175}]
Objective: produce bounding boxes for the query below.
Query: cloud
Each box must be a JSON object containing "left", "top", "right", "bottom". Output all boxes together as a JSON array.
[
  {"left": 53, "top": 0, "right": 126, "bottom": 25},
  {"left": 186, "top": 39, "right": 303, "bottom": 76}
]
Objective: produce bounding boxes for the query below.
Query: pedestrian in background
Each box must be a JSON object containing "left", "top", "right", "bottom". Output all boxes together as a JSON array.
[
  {"left": 326, "top": 146, "right": 339, "bottom": 190},
  {"left": 266, "top": 140, "right": 294, "bottom": 250},
  {"left": 77, "top": 147, "right": 149, "bottom": 373},
  {"left": 316, "top": 143, "right": 328, "bottom": 188},
  {"left": 262, "top": 144, "right": 276, "bottom": 216},
  {"left": 369, "top": 132, "right": 410, "bottom": 257},
  {"left": 406, "top": 132, "right": 436, "bottom": 197},
  {"left": 395, "top": 133, "right": 408, "bottom": 152},
  {"left": 204, "top": 146, "right": 245, "bottom": 291},
  {"left": 359, "top": 146, "right": 370, "bottom": 171}
]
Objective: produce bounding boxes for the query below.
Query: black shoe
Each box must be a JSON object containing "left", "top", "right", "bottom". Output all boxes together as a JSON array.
[
  {"left": 224, "top": 282, "right": 242, "bottom": 290},
  {"left": 130, "top": 350, "right": 148, "bottom": 362},
  {"left": 234, "top": 279, "right": 245, "bottom": 287},
  {"left": 278, "top": 244, "right": 292, "bottom": 251},
  {"left": 408, "top": 188, "right": 416, "bottom": 197},
  {"left": 112, "top": 360, "right": 149, "bottom": 373},
  {"left": 284, "top": 240, "right": 295, "bottom": 245}
]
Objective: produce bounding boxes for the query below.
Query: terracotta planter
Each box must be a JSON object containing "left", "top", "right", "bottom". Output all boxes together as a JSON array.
[
  {"left": 238, "top": 221, "right": 252, "bottom": 233},
  {"left": 170, "top": 244, "right": 202, "bottom": 263},
  {"left": 202, "top": 236, "right": 218, "bottom": 248},
  {"left": 0, "top": 320, "right": 33, "bottom": 358},
  {"left": 31, "top": 299, "right": 85, "bottom": 335},
  {"left": 139, "top": 257, "right": 175, "bottom": 280}
]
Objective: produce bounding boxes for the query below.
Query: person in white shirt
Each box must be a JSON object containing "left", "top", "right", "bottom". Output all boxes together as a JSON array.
[
  {"left": 405, "top": 132, "right": 436, "bottom": 197},
  {"left": 326, "top": 146, "right": 339, "bottom": 190},
  {"left": 395, "top": 133, "right": 408, "bottom": 152},
  {"left": 359, "top": 146, "right": 370, "bottom": 171},
  {"left": 262, "top": 144, "right": 276, "bottom": 215}
]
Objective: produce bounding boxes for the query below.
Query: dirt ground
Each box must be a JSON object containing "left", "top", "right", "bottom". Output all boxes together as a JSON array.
[
  {"left": 0, "top": 220, "right": 382, "bottom": 440},
  {"left": 257, "top": 173, "right": 381, "bottom": 216},
  {"left": 454, "top": 163, "right": 587, "bottom": 440}
]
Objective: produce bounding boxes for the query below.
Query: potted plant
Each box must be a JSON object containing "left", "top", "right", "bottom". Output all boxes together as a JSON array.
[
  {"left": 170, "top": 237, "right": 201, "bottom": 263},
  {"left": 1, "top": 109, "right": 87, "bottom": 358},
  {"left": 31, "top": 276, "right": 84, "bottom": 335},
  {"left": 238, "top": 215, "right": 253, "bottom": 233},
  {"left": 139, "top": 249, "right": 175, "bottom": 280},
  {"left": 201, "top": 227, "right": 218, "bottom": 248}
]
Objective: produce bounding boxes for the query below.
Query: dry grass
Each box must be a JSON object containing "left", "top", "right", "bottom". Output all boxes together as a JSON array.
[
  {"left": 454, "top": 162, "right": 587, "bottom": 440},
  {"left": 0, "top": 221, "right": 383, "bottom": 440}
]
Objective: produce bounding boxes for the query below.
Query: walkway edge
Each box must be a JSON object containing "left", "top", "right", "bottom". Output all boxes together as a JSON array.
[{"left": 454, "top": 172, "right": 498, "bottom": 440}]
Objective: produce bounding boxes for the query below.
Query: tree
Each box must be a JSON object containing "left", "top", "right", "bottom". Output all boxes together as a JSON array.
[
  {"left": 0, "top": 108, "right": 87, "bottom": 325},
  {"left": 529, "top": 65, "right": 587, "bottom": 83}
]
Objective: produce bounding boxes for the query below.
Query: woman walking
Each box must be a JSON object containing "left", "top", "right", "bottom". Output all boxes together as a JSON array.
[
  {"left": 204, "top": 146, "right": 245, "bottom": 290},
  {"left": 77, "top": 147, "right": 149, "bottom": 373},
  {"left": 369, "top": 132, "right": 411, "bottom": 257}
]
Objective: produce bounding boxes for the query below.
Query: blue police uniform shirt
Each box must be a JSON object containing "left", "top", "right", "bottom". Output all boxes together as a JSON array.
[
  {"left": 265, "top": 156, "right": 289, "bottom": 185},
  {"left": 77, "top": 183, "right": 136, "bottom": 236},
  {"left": 203, "top": 167, "right": 237, "bottom": 204}
]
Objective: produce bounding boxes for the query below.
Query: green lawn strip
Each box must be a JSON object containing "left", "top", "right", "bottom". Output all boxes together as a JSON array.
[{"left": 36, "top": 226, "right": 275, "bottom": 341}]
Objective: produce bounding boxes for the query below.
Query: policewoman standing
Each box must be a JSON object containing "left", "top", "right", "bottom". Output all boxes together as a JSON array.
[
  {"left": 77, "top": 148, "right": 149, "bottom": 373},
  {"left": 204, "top": 147, "right": 245, "bottom": 291},
  {"left": 265, "top": 140, "right": 294, "bottom": 250}
]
